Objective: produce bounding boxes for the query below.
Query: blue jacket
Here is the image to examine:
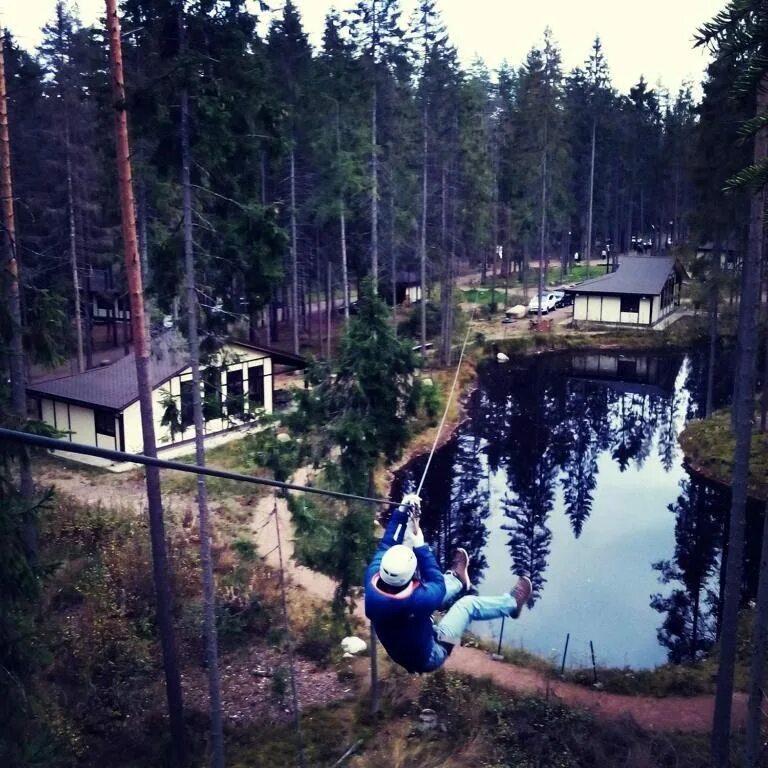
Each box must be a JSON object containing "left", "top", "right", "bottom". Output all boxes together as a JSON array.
[{"left": 364, "top": 507, "right": 446, "bottom": 673}]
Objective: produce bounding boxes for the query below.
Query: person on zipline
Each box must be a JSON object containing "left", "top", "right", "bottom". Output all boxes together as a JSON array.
[{"left": 364, "top": 493, "right": 532, "bottom": 674}]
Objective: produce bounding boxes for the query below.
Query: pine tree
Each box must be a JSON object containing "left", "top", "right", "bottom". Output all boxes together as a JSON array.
[
  {"left": 103, "top": 3, "right": 186, "bottom": 762},
  {"left": 178, "top": 7, "right": 224, "bottom": 765},
  {"left": 313, "top": 11, "right": 368, "bottom": 333},
  {"left": 267, "top": 0, "right": 314, "bottom": 354},
  {"left": 697, "top": 3, "right": 768, "bottom": 765},
  {"left": 350, "top": 0, "right": 408, "bottom": 290},
  {"left": 0, "top": 31, "right": 35, "bottom": 557}
]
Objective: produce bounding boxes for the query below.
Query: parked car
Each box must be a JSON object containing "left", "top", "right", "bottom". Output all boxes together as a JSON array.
[
  {"left": 527, "top": 292, "right": 558, "bottom": 315},
  {"left": 551, "top": 290, "right": 573, "bottom": 308}
]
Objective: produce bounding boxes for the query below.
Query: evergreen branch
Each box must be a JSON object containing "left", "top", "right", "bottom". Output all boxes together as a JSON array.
[
  {"left": 737, "top": 112, "right": 768, "bottom": 138},
  {"left": 190, "top": 183, "right": 251, "bottom": 211},
  {"left": 724, "top": 159, "right": 768, "bottom": 190}
]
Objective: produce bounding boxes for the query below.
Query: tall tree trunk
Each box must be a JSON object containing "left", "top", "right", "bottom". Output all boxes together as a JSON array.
[
  {"left": 585, "top": 117, "right": 596, "bottom": 280},
  {"left": 179, "top": 13, "right": 223, "bottom": 764},
  {"left": 706, "top": 239, "right": 721, "bottom": 419},
  {"left": 0, "top": 30, "right": 34, "bottom": 551},
  {"left": 104, "top": 5, "right": 186, "bottom": 764},
  {"left": 290, "top": 147, "right": 299, "bottom": 355},
  {"left": 712, "top": 77, "right": 767, "bottom": 768},
  {"left": 760, "top": 258, "right": 768, "bottom": 431},
  {"left": 419, "top": 99, "right": 428, "bottom": 363},
  {"left": 64, "top": 130, "right": 85, "bottom": 371},
  {"left": 370, "top": 81, "right": 379, "bottom": 290},
  {"left": 326, "top": 262, "right": 332, "bottom": 359},
  {"left": 538, "top": 119, "right": 547, "bottom": 320},
  {"left": 339, "top": 203, "right": 350, "bottom": 321},
  {"left": 335, "top": 111, "right": 350, "bottom": 326},
  {"left": 760, "top": 324, "right": 768, "bottom": 431},
  {"left": 746, "top": 499, "right": 768, "bottom": 767},
  {"left": 389, "top": 189, "right": 396, "bottom": 332}
]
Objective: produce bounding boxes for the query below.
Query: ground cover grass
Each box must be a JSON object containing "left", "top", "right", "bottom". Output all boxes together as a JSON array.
[
  {"left": 219, "top": 668, "right": 723, "bottom": 768},
  {"left": 679, "top": 405, "right": 768, "bottom": 501}
]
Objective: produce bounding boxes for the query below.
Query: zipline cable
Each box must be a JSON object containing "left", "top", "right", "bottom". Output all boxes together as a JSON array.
[
  {"left": 414, "top": 307, "right": 478, "bottom": 499},
  {"left": 0, "top": 427, "right": 398, "bottom": 508}
]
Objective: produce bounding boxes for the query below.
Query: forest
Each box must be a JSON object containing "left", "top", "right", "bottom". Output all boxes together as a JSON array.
[
  {"left": 1, "top": 0, "right": 753, "bottom": 367},
  {"left": 2, "top": 1, "right": 768, "bottom": 767}
]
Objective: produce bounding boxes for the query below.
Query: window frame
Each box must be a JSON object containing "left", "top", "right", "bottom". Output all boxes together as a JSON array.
[
  {"left": 248, "top": 364, "right": 265, "bottom": 409},
  {"left": 620, "top": 294, "right": 640, "bottom": 314},
  {"left": 179, "top": 380, "right": 194, "bottom": 430},
  {"left": 226, "top": 369, "right": 245, "bottom": 418},
  {"left": 94, "top": 408, "right": 116, "bottom": 437},
  {"left": 202, "top": 367, "right": 222, "bottom": 421}
]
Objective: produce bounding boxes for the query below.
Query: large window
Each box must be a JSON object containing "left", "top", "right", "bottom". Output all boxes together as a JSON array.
[
  {"left": 248, "top": 365, "right": 264, "bottom": 409},
  {"left": 620, "top": 295, "right": 640, "bottom": 314},
  {"left": 180, "top": 380, "right": 194, "bottom": 429},
  {"left": 94, "top": 408, "right": 116, "bottom": 437},
  {"left": 203, "top": 367, "right": 221, "bottom": 421},
  {"left": 226, "top": 369, "right": 245, "bottom": 418}
]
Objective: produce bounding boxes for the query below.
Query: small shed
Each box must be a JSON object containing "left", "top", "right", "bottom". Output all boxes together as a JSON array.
[
  {"left": 26, "top": 338, "right": 307, "bottom": 468},
  {"left": 386, "top": 271, "right": 422, "bottom": 305},
  {"left": 567, "top": 256, "right": 686, "bottom": 327}
]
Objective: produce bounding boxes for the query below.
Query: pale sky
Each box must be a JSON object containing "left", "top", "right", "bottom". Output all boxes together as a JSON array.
[{"left": 4, "top": 0, "right": 724, "bottom": 94}]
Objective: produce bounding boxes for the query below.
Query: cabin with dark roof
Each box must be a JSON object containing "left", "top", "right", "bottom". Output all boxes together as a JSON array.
[
  {"left": 26, "top": 338, "right": 307, "bottom": 468},
  {"left": 566, "top": 256, "right": 687, "bottom": 327}
]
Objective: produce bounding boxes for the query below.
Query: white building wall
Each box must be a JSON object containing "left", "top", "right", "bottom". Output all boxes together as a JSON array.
[
  {"left": 573, "top": 296, "right": 588, "bottom": 321},
  {"left": 405, "top": 285, "right": 422, "bottom": 303},
  {"left": 600, "top": 296, "right": 621, "bottom": 322},
  {"left": 149, "top": 343, "right": 273, "bottom": 450},
  {"left": 36, "top": 343, "right": 280, "bottom": 466},
  {"left": 42, "top": 398, "right": 115, "bottom": 467},
  {"left": 122, "top": 400, "right": 144, "bottom": 454},
  {"left": 586, "top": 296, "right": 602, "bottom": 321},
  {"left": 640, "top": 296, "right": 659, "bottom": 325},
  {"left": 574, "top": 293, "right": 659, "bottom": 325}
]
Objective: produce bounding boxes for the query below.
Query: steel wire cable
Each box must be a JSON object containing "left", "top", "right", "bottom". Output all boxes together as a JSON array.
[
  {"left": 414, "top": 307, "right": 478, "bottom": 499},
  {"left": 0, "top": 427, "right": 398, "bottom": 508}
]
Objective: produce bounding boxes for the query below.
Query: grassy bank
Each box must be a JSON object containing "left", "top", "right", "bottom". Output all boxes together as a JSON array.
[
  {"left": 226, "top": 670, "right": 716, "bottom": 768},
  {"left": 483, "top": 314, "right": 714, "bottom": 360},
  {"left": 679, "top": 405, "right": 768, "bottom": 501}
]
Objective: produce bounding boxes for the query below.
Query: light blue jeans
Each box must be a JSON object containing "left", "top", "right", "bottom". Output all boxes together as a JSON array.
[{"left": 421, "top": 573, "right": 519, "bottom": 672}]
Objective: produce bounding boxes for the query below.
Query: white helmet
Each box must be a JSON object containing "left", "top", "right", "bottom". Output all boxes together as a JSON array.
[{"left": 379, "top": 545, "right": 417, "bottom": 587}]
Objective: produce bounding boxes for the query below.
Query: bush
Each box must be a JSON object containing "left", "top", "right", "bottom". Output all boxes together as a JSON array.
[
  {"left": 397, "top": 301, "right": 441, "bottom": 339},
  {"left": 243, "top": 429, "right": 306, "bottom": 482},
  {"left": 295, "top": 610, "right": 346, "bottom": 665}
]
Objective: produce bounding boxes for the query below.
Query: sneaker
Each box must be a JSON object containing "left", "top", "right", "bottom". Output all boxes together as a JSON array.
[
  {"left": 511, "top": 575, "right": 532, "bottom": 612},
  {"left": 450, "top": 548, "right": 472, "bottom": 591}
]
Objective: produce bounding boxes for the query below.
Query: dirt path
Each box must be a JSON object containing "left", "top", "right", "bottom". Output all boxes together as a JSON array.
[
  {"left": 247, "top": 475, "right": 747, "bottom": 734},
  {"left": 41, "top": 460, "right": 746, "bottom": 734}
]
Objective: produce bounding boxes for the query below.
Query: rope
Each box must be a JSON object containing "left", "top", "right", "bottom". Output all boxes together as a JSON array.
[
  {"left": 414, "top": 308, "right": 477, "bottom": 498},
  {"left": 0, "top": 427, "right": 397, "bottom": 508},
  {"left": 272, "top": 498, "right": 307, "bottom": 768}
]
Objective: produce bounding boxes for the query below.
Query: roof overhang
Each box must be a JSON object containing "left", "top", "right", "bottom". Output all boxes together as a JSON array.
[{"left": 227, "top": 339, "right": 308, "bottom": 369}]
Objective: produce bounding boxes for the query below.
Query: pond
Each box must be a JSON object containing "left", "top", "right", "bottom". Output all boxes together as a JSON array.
[{"left": 393, "top": 348, "right": 765, "bottom": 670}]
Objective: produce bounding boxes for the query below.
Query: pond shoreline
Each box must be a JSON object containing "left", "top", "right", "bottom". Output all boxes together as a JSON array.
[
  {"left": 678, "top": 412, "right": 768, "bottom": 503},
  {"left": 382, "top": 328, "right": 753, "bottom": 694},
  {"left": 387, "top": 317, "right": 715, "bottom": 493}
]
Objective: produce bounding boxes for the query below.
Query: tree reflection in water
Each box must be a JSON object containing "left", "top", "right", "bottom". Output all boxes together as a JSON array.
[
  {"left": 651, "top": 477, "right": 723, "bottom": 663},
  {"left": 392, "top": 349, "right": 763, "bottom": 665}
]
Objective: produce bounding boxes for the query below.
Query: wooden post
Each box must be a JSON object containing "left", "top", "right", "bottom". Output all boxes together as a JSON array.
[
  {"left": 0, "top": 30, "right": 35, "bottom": 549},
  {"left": 103, "top": 2, "right": 186, "bottom": 763}
]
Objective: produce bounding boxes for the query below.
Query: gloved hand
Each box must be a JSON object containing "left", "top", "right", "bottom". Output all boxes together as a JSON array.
[
  {"left": 403, "top": 517, "right": 425, "bottom": 549},
  {"left": 401, "top": 492, "right": 421, "bottom": 518}
]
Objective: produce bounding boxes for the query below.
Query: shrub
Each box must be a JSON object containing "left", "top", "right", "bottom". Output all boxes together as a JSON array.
[{"left": 295, "top": 610, "right": 346, "bottom": 665}]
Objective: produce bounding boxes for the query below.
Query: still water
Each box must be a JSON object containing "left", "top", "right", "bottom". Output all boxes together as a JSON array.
[{"left": 393, "top": 349, "right": 764, "bottom": 670}]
